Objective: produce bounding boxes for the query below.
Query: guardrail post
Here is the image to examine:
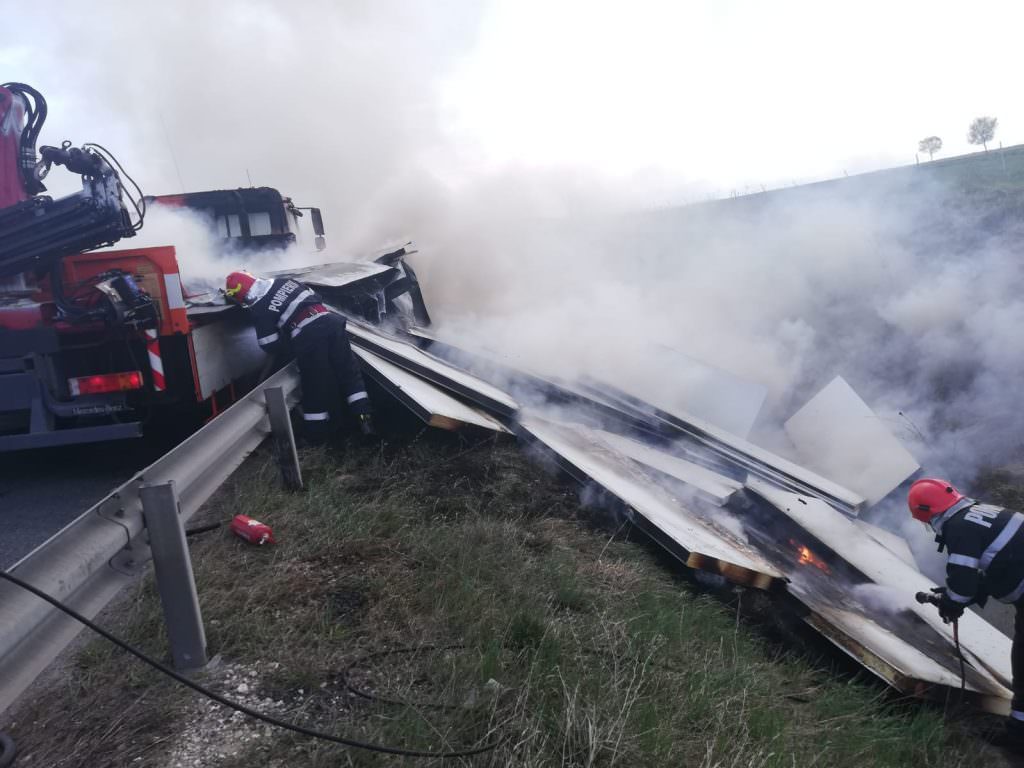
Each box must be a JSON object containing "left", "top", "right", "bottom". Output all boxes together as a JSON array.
[
  {"left": 265, "top": 386, "right": 303, "bottom": 491},
  {"left": 140, "top": 482, "right": 208, "bottom": 671}
]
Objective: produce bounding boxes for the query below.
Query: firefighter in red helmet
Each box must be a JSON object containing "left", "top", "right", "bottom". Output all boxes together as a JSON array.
[
  {"left": 909, "top": 477, "right": 1024, "bottom": 751},
  {"left": 224, "top": 270, "right": 374, "bottom": 441}
]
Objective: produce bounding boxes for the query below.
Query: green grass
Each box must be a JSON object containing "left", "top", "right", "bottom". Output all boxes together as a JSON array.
[{"left": 3, "top": 427, "right": 1003, "bottom": 767}]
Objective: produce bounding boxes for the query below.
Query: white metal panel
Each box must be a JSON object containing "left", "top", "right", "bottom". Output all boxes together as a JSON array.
[
  {"left": 608, "top": 379, "right": 866, "bottom": 513},
  {"left": 269, "top": 260, "right": 393, "bottom": 288},
  {"left": 855, "top": 520, "right": 916, "bottom": 566},
  {"left": 595, "top": 430, "right": 742, "bottom": 506},
  {"left": 346, "top": 323, "right": 519, "bottom": 412},
  {"left": 784, "top": 376, "right": 920, "bottom": 506},
  {"left": 353, "top": 347, "right": 508, "bottom": 432},
  {"left": 191, "top": 318, "right": 265, "bottom": 400},
  {"left": 521, "top": 414, "right": 783, "bottom": 582}
]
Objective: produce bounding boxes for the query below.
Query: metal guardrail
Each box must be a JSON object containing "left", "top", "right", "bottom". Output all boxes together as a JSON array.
[{"left": 0, "top": 363, "right": 300, "bottom": 715}]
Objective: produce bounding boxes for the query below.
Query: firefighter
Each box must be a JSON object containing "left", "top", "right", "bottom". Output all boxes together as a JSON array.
[
  {"left": 224, "top": 270, "right": 375, "bottom": 441},
  {"left": 909, "top": 477, "right": 1024, "bottom": 751}
]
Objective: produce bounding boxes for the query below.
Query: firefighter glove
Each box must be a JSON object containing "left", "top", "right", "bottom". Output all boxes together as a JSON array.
[{"left": 937, "top": 593, "right": 965, "bottom": 623}]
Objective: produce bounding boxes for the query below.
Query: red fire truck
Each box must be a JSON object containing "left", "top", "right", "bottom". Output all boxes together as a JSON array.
[{"left": 0, "top": 82, "right": 426, "bottom": 451}]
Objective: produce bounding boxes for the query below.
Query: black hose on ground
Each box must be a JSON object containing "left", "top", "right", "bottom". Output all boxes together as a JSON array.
[
  {"left": 183, "top": 520, "right": 224, "bottom": 537},
  {"left": 0, "top": 569, "right": 501, "bottom": 760}
]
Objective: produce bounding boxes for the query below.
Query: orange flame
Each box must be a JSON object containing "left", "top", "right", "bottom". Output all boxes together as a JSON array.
[{"left": 789, "top": 539, "right": 832, "bottom": 574}]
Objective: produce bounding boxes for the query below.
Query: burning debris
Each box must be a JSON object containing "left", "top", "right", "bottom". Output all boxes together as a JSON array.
[
  {"left": 281, "top": 272, "right": 1015, "bottom": 716},
  {"left": 791, "top": 540, "right": 832, "bottom": 575}
]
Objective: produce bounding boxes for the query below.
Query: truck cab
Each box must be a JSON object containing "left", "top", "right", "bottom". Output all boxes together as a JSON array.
[{"left": 146, "top": 187, "right": 326, "bottom": 252}]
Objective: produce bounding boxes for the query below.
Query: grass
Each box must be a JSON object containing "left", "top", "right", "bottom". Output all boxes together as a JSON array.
[{"left": 2, "top": 421, "right": 1006, "bottom": 767}]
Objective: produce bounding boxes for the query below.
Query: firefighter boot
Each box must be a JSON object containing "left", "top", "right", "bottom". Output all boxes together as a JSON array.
[
  {"left": 358, "top": 413, "right": 377, "bottom": 437},
  {"left": 301, "top": 418, "right": 332, "bottom": 447}
]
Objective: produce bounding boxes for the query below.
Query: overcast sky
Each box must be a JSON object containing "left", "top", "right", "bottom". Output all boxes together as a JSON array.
[{"left": 3, "top": 0, "right": 1021, "bottom": 206}]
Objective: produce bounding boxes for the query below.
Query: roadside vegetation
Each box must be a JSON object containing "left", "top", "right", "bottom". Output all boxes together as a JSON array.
[{"left": 4, "top": 417, "right": 1005, "bottom": 767}]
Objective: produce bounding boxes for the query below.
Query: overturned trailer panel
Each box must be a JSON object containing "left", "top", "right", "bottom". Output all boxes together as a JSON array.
[
  {"left": 353, "top": 347, "right": 508, "bottom": 433},
  {"left": 595, "top": 429, "right": 742, "bottom": 507},
  {"left": 344, "top": 322, "right": 519, "bottom": 418},
  {"left": 784, "top": 376, "right": 920, "bottom": 505},
  {"left": 579, "top": 377, "right": 867, "bottom": 516},
  {"left": 405, "top": 330, "right": 864, "bottom": 515},
  {"left": 517, "top": 413, "right": 784, "bottom": 590}
]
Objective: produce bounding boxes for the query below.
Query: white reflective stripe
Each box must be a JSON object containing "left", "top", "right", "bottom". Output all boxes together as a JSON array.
[
  {"left": 278, "top": 289, "right": 314, "bottom": 326},
  {"left": 257, "top": 332, "right": 280, "bottom": 346},
  {"left": 947, "top": 589, "right": 974, "bottom": 604},
  {"left": 980, "top": 512, "right": 1024, "bottom": 569},
  {"left": 1012, "top": 710, "right": 1024, "bottom": 722},
  {"left": 346, "top": 391, "right": 369, "bottom": 404},
  {"left": 164, "top": 273, "right": 186, "bottom": 310},
  {"left": 289, "top": 312, "right": 328, "bottom": 338},
  {"left": 1001, "top": 577, "right": 1024, "bottom": 604},
  {"left": 244, "top": 277, "right": 273, "bottom": 307},
  {"left": 302, "top": 411, "right": 330, "bottom": 421},
  {"left": 948, "top": 554, "right": 980, "bottom": 569},
  {"left": 930, "top": 498, "right": 977, "bottom": 534}
]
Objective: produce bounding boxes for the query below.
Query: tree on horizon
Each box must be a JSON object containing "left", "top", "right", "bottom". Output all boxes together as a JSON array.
[
  {"left": 968, "top": 117, "right": 998, "bottom": 151},
  {"left": 918, "top": 136, "right": 942, "bottom": 160}
]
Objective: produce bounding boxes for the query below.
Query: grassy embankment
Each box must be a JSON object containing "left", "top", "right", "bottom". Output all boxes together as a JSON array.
[{"left": 4, "top": 421, "right": 1002, "bottom": 767}]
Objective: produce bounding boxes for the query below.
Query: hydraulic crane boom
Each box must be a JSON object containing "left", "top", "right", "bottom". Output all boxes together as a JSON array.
[{"left": 0, "top": 82, "right": 140, "bottom": 280}]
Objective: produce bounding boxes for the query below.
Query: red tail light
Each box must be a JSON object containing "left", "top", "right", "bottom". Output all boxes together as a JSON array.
[{"left": 68, "top": 371, "right": 144, "bottom": 396}]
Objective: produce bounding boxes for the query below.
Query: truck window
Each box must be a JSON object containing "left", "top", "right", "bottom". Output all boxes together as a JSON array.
[
  {"left": 217, "top": 214, "right": 242, "bottom": 237},
  {"left": 248, "top": 211, "right": 272, "bottom": 236}
]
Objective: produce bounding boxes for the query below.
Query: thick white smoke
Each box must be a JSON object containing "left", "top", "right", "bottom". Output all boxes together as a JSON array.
[
  {"left": 420, "top": 170, "right": 1024, "bottom": 494},
  {"left": 8, "top": 2, "right": 1024, "bottom": 507}
]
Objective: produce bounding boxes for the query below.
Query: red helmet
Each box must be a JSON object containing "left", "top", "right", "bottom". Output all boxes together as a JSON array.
[
  {"left": 907, "top": 478, "right": 965, "bottom": 523},
  {"left": 224, "top": 271, "right": 257, "bottom": 304}
]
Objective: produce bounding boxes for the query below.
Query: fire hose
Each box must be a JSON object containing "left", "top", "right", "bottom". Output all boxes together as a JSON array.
[
  {"left": 916, "top": 590, "right": 967, "bottom": 698},
  {"left": 0, "top": 568, "right": 502, "bottom": 761}
]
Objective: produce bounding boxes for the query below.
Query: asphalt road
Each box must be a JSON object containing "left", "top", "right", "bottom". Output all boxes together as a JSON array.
[{"left": 0, "top": 436, "right": 179, "bottom": 569}]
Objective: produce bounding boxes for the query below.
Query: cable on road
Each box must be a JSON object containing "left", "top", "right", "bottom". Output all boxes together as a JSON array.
[{"left": 0, "top": 569, "right": 503, "bottom": 760}]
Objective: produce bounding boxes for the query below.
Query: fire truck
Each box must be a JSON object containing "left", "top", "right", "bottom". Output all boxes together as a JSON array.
[{"left": 0, "top": 82, "right": 426, "bottom": 451}]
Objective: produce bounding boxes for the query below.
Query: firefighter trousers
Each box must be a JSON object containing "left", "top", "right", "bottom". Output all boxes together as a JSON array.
[
  {"left": 1013, "top": 603, "right": 1024, "bottom": 728},
  {"left": 291, "top": 313, "right": 370, "bottom": 437}
]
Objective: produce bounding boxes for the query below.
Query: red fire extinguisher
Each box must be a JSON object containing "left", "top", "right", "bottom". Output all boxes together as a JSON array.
[{"left": 230, "top": 514, "right": 276, "bottom": 545}]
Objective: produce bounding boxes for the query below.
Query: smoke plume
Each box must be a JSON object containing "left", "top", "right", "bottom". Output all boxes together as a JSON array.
[{"left": 8, "top": 2, "right": 1024, "bottom": 508}]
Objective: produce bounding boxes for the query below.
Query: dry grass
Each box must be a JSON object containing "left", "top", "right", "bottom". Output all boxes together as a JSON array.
[{"left": 3, "top": 424, "right": 1005, "bottom": 767}]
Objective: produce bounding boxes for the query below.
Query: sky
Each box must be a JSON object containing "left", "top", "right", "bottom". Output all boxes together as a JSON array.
[
  {"left": 3, "top": 0, "right": 1022, "bottom": 207},
  {"left": 442, "top": 0, "right": 1024, "bottom": 198}
]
